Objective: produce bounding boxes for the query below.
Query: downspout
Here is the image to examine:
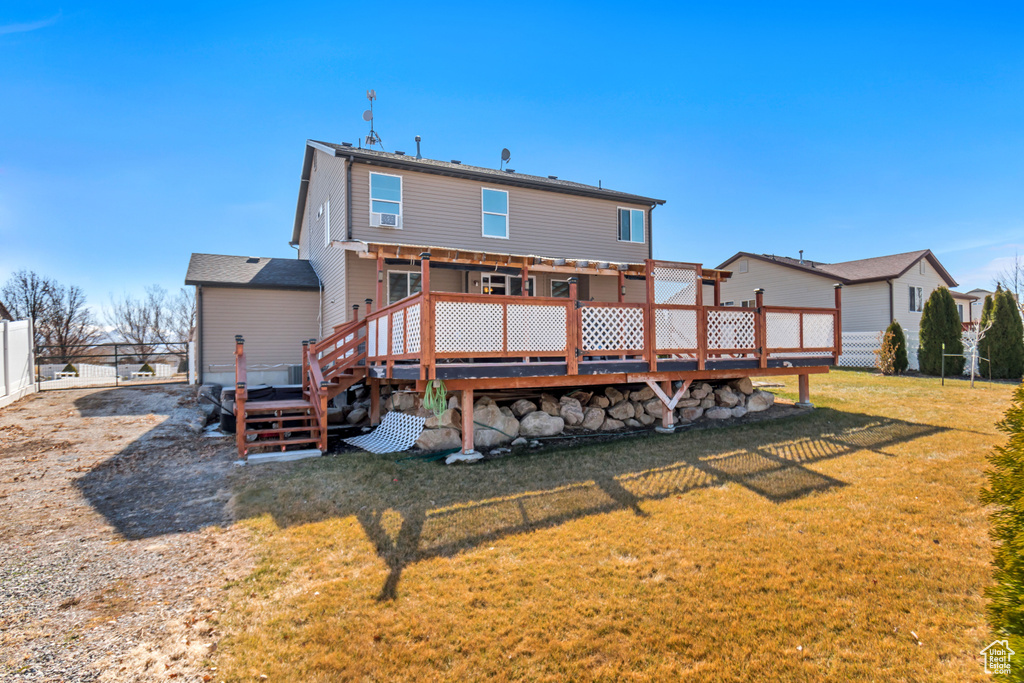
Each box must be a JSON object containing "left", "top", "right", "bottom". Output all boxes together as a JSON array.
[
  {"left": 887, "top": 279, "right": 894, "bottom": 323},
  {"left": 346, "top": 155, "right": 354, "bottom": 240}
]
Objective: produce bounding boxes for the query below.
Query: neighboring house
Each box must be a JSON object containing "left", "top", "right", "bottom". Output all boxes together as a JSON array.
[
  {"left": 714, "top": 250, "right": 963, "bottom": 336},
  {"left": 185, "top": 254, "right": 322, "bottom": 385},
  {"left": 966, "top": 288, "right": 993, "bottom": 321},
  {"left": 950, "top": 290, "right": 980, "bottom": 326},
  {"left": 0, "top": 300, "right": 12, "bottom": 321}
]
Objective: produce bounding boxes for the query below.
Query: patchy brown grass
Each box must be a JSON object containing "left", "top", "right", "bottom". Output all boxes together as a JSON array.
[{"left": 218, "top": 371, "right": 1013, "bottom": 681}]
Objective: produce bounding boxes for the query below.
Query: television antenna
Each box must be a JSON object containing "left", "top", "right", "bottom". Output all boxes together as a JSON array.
[
  {"left": 363, "top": 89, "right": 383, "bottom": 150},
  {"left": 500, "top": 148, "right": 511, "bottom": 170}
]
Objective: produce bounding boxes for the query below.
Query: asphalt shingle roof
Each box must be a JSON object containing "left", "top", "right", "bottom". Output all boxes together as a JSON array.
[
  {"left": 716, "top": 249, "right": 958, "bottom": 287},
  {"left": 185, "top": 254, "right": 320, "bottom": 290}
]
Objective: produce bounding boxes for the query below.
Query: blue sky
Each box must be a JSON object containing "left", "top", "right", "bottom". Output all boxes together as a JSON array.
[{"left": 2, "top": 1, "right": 1022, "bottom": 313}]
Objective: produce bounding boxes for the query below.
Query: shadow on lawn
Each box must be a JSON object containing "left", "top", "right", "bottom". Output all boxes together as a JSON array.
[{"left": 231, "top": 408, "right": 946, "bottom": 600}]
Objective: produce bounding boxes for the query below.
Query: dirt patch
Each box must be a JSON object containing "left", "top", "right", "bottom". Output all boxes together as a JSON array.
[{"left": 0, "top": 385, "right": 250, "bottom": 682}]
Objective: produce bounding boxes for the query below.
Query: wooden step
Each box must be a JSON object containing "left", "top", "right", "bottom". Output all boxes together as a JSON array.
[
  {"left": 245, "top": 437, "right": 321, "bottom": 449},
  {"left": 244, "top": 399, "right": 314, "bottom": 412},
  {"left": 248, "top": 426, "right": 320, "bottom": 437},
  {"left": 245, "top": 414, "right": 317, "bottom": 424}
]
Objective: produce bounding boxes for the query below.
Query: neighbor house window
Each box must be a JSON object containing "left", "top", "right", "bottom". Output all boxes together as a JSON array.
[
  {"left": 370, "top": 172, "right": 402, "bottom": 227},
  {"left": 551, "top": 280, "right": 570, "bottom": 298},
  {"left": 388, "top": 271, "right": 421, "bottom": 305},
  {"left": 919, "top": 260, "right": 927, "bottom": 275},
  {"left": 957, "top": 303, "right": 964, "bottom": 320},
  {"left": 618, "top": 208, "right": 645, "bottom": 243},
  {"left": 740, "top": 299, "right": 756, "bottom": 308},
  {"left": 481, "top": 188, "right": 509, "bottom": 238},
  {"left": 910, "top": 286, "right": 924, "bottom": 312}
]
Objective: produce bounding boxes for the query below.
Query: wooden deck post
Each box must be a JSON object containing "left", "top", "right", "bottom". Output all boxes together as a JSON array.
[
  {"left": 234, "top": 336, "right": 247, "bottom": 460},
  {"left": 376, "top": 252, "right": 385, "bottom": 307},
  {"left": 365, "top": 298, "right": 373, "bottom": 315},
  {"left": 521, "top": 261, "right": 530, "bottom": 296},
  {"left": 659, "top": 379, "right": 675, "bottom": 432},
  {"left": 420, "top": 252, "right": 432, "bottom": 380},
  {"left": 797, "top": 373, "right": 812, "bottom": 408},
  {"left": 713, "top": 276, "right": 721, "bottom": 306},
  {"left": 301, "top": 340, "right": 310, "bottom": 395},
  {"left": 644, "top": 259, "right": 657, "bottom": 372},
  {"left": 618, "top": 270, "right": 625, "bottom": 303},
  {"left": 370, "top": 379, "right": 381, "bottom": 426},
  {"left": 351, "top": 304, "right": 359, "bottom": 322},
  {"left": 755, "top": 288, "right": 767, "bottom": 369},
  {"left": 567, "top": 277, "right": 579, "bottom": 376},
  {"left": 461, "top": 387, "right": 475, "bottom": 453},
  {"left": 833, "top": 283, "right": 843, "bottom": 364}
]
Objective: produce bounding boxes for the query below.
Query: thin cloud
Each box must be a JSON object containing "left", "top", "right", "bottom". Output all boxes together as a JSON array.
[{"left": 0, "top": 11, "right": 62, "bottom": 36}]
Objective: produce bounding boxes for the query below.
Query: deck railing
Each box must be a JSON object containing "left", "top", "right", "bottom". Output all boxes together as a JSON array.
[{"left": 360, "top": 258, "right": 843, "bottom": 378}]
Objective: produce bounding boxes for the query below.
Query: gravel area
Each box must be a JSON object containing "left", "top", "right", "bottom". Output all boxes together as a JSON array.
[{"left": 0, "top": 385, "right": 249, "bottom": 682}]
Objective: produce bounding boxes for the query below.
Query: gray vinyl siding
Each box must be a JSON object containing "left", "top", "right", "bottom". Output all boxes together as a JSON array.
[
  {"left": 297, "top": 150, "right": 346, "bottom": 330},
  {"left": 201, "top": 287, "right": 319, "bottom": 376},
  {"left": 344, "top": 251, "right": 465, "bottom": 313},
  {"left": 350, "top": 164, "right": 651, "bottom": 263}
]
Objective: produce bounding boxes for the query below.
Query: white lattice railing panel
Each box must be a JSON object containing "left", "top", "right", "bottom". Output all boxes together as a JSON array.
[
  {"left": 434, "top": 301, "right": 503, "bottom": 354},
  {"left": 391, "top": 310, "right": 405, "bottom": 355},
  {"left": 406, "top": 304, "right": 421, "bottom": 354},
  {"left": 655, "top": 309, "right": 697, "bottom": 350},
  {"left": 766, "top": 312, "right": 800, "bottom": 349},
  {"left": 581, "top": 306, "right": 644, "bottom": 351},
  {"left": 706, "top": 310, "right": 755, "bottom": 350},
  {"left": 507, "top": 304, "right": 567, "bottom": 353},
  {"left": 652, "top": 266, "right": 698, "bottom": 305},
  {"left": 367, "top": 320, "right": 377, "bottom": 357},
  {"left": 377, "top": 317, "right": 388, "bottom": 358},
  {"left": 802, "top": 314, "right": 834, "bottom": 349}
]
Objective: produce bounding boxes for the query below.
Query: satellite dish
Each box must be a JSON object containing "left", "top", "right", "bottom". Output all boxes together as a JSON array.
[
  {"left": 501, "top": 148, "right": 511, "bottom": 162},
  {"left": 362, "top": 110, "right": 373, "bottom": 122},
  {"left": 367, "top": 89, "right": 376, "bottom": 101}
]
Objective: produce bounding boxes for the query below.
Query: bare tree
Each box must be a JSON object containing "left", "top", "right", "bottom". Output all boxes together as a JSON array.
[
  {"left": 993, "top": 250, "right": 1023, "bottom": 315},
  {"left": 1, "top": 270, "right": 57, "bottom": 349},
  {"left": 159, "top": 288, "right": 196, "bottom": 368},
  {"left": 963, "top": 318, "right": 994, "bottom": 388},
  {"left": 45, "top": 284, "right": 102, "bottom": 364},
  {"left": 107, "top": 286, "right": 169, "bottom": 363}
]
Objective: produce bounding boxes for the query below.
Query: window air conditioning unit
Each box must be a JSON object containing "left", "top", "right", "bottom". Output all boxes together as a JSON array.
[{"left": 371, "top": 212, "right": 400, "bottom": 228}]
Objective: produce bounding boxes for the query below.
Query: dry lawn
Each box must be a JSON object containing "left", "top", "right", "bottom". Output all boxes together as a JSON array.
[{"left": 219, "top": 371, "right": 1014, "bottom": 681}]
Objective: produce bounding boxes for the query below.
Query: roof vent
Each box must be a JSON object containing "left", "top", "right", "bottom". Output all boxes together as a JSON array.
[
  {"left": 799, "top": 250, "right": 804, "bottom": 264},
  {"left": 451, "top": 160, "right": 461, "bottom": 164},
  {"left": 548, "top": 175, "right": 558, "bottom": 179},
  {"left": 246, "top": 257, "right": 260, "bottom": 264},
  {"left": 341, "top": 142, "right": 353, "bottom": 147},
  {"left": 395, "top": 151, "right": 405, "bottom": 156},
  {"left": 505, "top": 168, "right": 515, "bottom": 173}
]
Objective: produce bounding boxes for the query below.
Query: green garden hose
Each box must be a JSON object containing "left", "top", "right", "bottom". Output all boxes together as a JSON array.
[{"left": 423, "top": 379, "right": 448, "bottom": 418}]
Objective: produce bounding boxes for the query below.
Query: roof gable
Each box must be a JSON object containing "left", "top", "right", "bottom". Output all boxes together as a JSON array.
[{"left": 716, "top": 249, "right": 958, "bottom": 287}]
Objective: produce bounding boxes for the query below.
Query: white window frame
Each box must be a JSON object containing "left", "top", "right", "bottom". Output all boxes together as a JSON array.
[
  {"left": 323, "top": 200, "right": 331, "bottom": 246},
  {"left": 551, "top": 279, "right": 570, "bottom": 297},
  {"left": 387, "top": 270, "right": 422, "bottom": 305},
  {"left": 481, "top": 187, "right": 509, "bottom": 239},
  {"left": 740, "top": 299, "right": 755, "bottom": 308},
  {"left": 369, "top": 171, "right": 403, "bottom": 228},
  {"left": 481, "top": 273, "right": 535, "bottom": 296},
  {"left": 957, "top": 303, "right": 964, "bottom": 320},
  {"left": 919, "top": 260, "right": 926, "bottom": 275},
  {"left": 910, "top": 286, "right": 924, "bottom": 312},
  {"left": 616, "top": 207, "right": 646, "bottom": 244}
]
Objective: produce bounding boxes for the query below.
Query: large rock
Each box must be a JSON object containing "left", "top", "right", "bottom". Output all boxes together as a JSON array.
[
  {"left": 677, "top": 398, "right": 700, "bottom": 408},
  {"left": 642, "top": 398, "right": 667, "bottom": 419},
  {"left": 691, "top": 383, "right": 713, "bottom": 400},
  {"left": 581, "top": 406, "right": 605, "bottom": 430},
  {"left": 601, "top": 417, "right": 625, "bottom": 431},
  {"left": 416, "top": 427, "right": 462, "bottom": 451},
  {"left": 473, "top": 404, "right": 520, "bottom": 449},
  {"left": 714, "top": 388, "right": 740, "bottom": 408},
  {"left": 425, "top": 407, "right": 461, "bottom": 430},
  {"left": 559, "top": 400, "right": 585, "bottom": 426},
  {"left": 519, "top": 411, "right": 564, "bottom": 437},
  {"left": 589, "top": 395, "right": 610, "bottom": 409},
  {"left": 499, "top": 406, "right": 515, "bottom": 419},
  {"left": 607, "top": 401, "right": 634, "bottom": 420},
  {"left": 729, "top": 377, "right": 754, "bottom": 395},
  {"left": 700, "top": 398, "right": 716, "bottom": 409},
  {"left": 679, "top": 406, "right": 704, "bottom": 422},
  {"left": 637, "top": 412, "right": 656, "bottom": 426},
  {"left": 327, "top": 406, "right": 350, "bottom": 425},
  {"left": 511, "top": 399, "right": 538, "bottom": 418},
  {"left": 540, "top": 393, "right": 560, "bottom": 416},
  {"left": 630, "top": 400, "right": 646, "bottom": 418},
  {"left": 705, "top": 407, "right": 732, "bottom": 420},
  {"left": 624, "top": 418, "right": 642, "bottom": 428},
  {"left": 746, "top": 390, "right": 775, "bottom": 413},
  {"left": 347, "top": 407, "right": 368, "bottom": 424},
  {"left": 391, "top": 392, "right": 418, "bottom": 411},
  {"left": 448, "top": 395, "right": 460, "bottom": 410},
  {"left": 474, "top": 396, "right": 496, "bottom": 409},
  {"left": 567, "top": 390, "right": 593, "bottom": 405},
  {"left": 629, "top": 386, "right": 656, "bottom": 402},
  {"left": 731, "top": 406, "right": 748, "bottom": 419},
  {"left": 605, "top": 386, "right": 625, "bottom": 405}
]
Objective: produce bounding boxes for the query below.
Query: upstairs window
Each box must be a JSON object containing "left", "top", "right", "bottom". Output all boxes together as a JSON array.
[
  {"left": 618, "top": 208, "right": 645, "bottom": 243},
  {"left": 482, "top": 188, "right": 509, "bottom": 238},
  {"left": 919, "top": 260, "right": 927, "bottom": 275},
  {"left": 910, "top": 286, "right": 924, "bottom": 312},
  {"left": 370, "top": 172, "right": 402, "bottom": 227}
]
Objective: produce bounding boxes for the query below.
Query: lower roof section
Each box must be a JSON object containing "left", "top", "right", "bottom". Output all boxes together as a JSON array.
[{"left": 185, "top": 253, "right": 320, "bottom": 291}]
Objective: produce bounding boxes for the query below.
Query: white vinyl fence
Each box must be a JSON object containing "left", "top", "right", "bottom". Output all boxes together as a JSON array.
[
  {"left": 838, "top": 330, "right": 978, "bottom": 375},
  {"left": 1, "top": 319, "right": 36, "bottom": 409}
]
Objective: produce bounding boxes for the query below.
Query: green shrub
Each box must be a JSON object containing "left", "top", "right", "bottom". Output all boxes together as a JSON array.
[
  {"left": 61, "top": 362, "right": 78, "bottom": 377},
  {"left": 918, "top": 287, "right": 964, "bottom": 375},
  {"left": 887, "top": 321, "right": 908, "bottom": 374},
  {"left": 981, "top": 383, "right": 1024, "bottom": 670},
  {"left": 981, "top": 288, "right": 1024, "bottom": 380}
]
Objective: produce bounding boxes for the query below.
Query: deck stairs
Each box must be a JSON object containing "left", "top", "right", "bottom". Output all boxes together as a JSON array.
[{"left": 233, "top": 316, "right": 368, "bottom": 460}]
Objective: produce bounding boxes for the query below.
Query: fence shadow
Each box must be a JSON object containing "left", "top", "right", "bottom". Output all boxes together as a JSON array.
[{"left": 230, "top": 408, "right": 945, "bottom": 600}]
